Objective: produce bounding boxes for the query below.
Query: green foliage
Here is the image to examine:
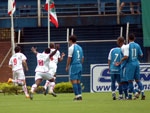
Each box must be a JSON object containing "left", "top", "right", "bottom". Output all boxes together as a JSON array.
[
  {"left": 0, "top": 82, "right": 85, "bottom": 94},
  {"left": 54, "top": 82, "right": 73, "bottom": 93}
]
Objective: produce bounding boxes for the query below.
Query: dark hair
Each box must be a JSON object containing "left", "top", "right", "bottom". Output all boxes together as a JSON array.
[
  {"left": 50, "top": 43, "right": 55, "bottom": 48},
  {"left": 15, "top": 46, "right": 21, "bottom": 53},
  {"left": 117, "top": 37, "right": 124, "bottom": 43},
  {"left": 129, "top": 33, "right": 135, "bottom": 41},
  {"left": 44, "top": 48, "right": 50, "bottom": 54},
  {"left": 69, "top": 35, "right": 77, "bottom": 43}
]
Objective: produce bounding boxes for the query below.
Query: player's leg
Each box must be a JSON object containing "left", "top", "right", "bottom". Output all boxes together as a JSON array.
[
  {"left": 48, "top": 78, "right": 57, "bottom": 97},
  {"left": 116, "top": 74, "right": 123, "bottom": 100},
  {"left": 111, "top": 74, "right": 116, "bottom": 100},
  {"left": 71, "top": 80, "right": 79, "bottom": 100},
  {"left": 120, "top": 67, "right": 128, "bottom": 99},
  {"left": 76, "top": 68, "right": 82, "bottom": 100},
  {"left": 128, "top": 80, "right": 134, "bottom": 100},
  {"left": 43, "top": 80, "right": 50, "bottom": 95},
  {"left": 135, "top": 64, "right": 145, "bottom": 100}
]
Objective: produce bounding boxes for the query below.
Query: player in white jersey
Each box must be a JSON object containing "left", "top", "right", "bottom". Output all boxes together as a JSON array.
[
  {"left": 43, "top": 43, "right": 65, "bottom": 96},
  {"left": 29, "top": 45, "right": 60, "bottom": 100},
  {"left": 8, "top": 46, "right": 29, "bottom": 98}
]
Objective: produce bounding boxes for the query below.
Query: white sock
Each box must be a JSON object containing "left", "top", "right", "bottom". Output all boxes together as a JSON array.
[
  {"left": 22, "top": 84, "right": 29, "bottom": 96},
  {"left": 49, "top": 82, "right": 55, "bottom": 93},
  {"left": 44, "top": 81, "right": 50, "bottom": 90},
  {"left": 31, "top": 84, "right": 37, "bottom": 93}
]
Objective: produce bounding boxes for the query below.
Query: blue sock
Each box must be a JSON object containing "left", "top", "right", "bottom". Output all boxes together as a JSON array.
[
  {"left": 118, "top": 85, "right": 123, "bottom": 95},
  {"left": 77, "top": 83, "right": 82, "bottom": 96},
  {"left": 128, "top": 82, "right": 134, "bottom": 98},
  {"left": 122, "top": 83, "right": 128, "bottom": 98},
  {"left": 111, "top": 82, "right": 116, "bottom": 92},
  {"left": 136, "top": 81, "right": 144, "bottom": 96},
  {"left": 73, "top": 83, "right": 78, "bottom": 96}
]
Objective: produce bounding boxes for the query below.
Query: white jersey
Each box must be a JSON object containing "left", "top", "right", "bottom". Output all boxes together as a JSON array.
[
  {"left": 35, "top": 53, "right": 50, "bottom": 73},
  {"left": 9, "top": 53, "right": 27, "bottom": 72},
  {"left": 121, "top": 44, "right": 129, "bottom": 57},
  {"left": 50, "top": 49, "right": 60, "bottom": 64}
]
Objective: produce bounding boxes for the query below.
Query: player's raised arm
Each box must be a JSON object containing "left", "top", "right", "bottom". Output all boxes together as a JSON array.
[
  {"left": 31, "top": 47, "right": 38, "bottom": 55},
  {"left": 58, "top": 52, "right": 65, "bottom": 62},
  {"left": 49, "top": 44, "right": 60, "bottom": 58}
]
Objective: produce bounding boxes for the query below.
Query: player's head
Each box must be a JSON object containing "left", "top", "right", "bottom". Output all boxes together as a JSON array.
[
  {"left": 50, "top": 43, "right": 55, "bottom": 49},
  {"left": 117, "top": 37, "right": 124, "bottom": 47},
  {"left": 15, "top": 46, "right": 21, "bottom": 53},
  {"left": 44, "top": 48, "right": 50, "bottom": 54},
  {"left": 69, "top": 35, "right": 77, "bottom": 44},
  {"left": 128, "top": 33, "right": 135, "bottom": 41}
]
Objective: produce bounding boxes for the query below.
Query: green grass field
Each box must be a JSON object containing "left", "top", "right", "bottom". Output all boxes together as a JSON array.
[{"left": 0, "top": 92, "right": 149, "bottom": 113}]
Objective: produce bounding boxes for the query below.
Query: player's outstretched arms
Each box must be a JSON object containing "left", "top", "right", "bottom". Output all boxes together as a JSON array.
[
  {"left": 58, "top": 52, "right": 65, "bottom": 62},
  {"left": 50, "top": 44, "right": 60, "bottom": 58},
  {"left": 31, "top": 47, "right": 38, "bottom": 55}
]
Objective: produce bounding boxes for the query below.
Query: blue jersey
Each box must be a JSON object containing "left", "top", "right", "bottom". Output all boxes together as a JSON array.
[
  {"left": 69, "top": 44, "right": 83, "bottom": 65},
  {"left": 128, "top": 42, "right": 143, "bottom": 63},
  {"left": 108, "top": 48, "right": 121, "bottom": 74}
]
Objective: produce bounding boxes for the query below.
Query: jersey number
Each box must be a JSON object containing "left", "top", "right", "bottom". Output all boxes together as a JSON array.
[
  {"left": 51, "top": 56, "right": 53, "bottom": 61},
  {"left": 77, "top": 50, "right": 80, "bottom": 59},
  {"left": 13, "top": 58, "right": 17, "bottom": 65},
  {"left": 38, "top": 60, "right": 44, "bottom": 66},
  {"left": 132, "top": 48, "right": 137, "bottom": 57},
  {"left": 114, "top": 54, "right": 119, "bottom": 62}
]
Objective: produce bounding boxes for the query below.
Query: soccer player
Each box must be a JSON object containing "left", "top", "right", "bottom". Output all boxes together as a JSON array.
[
  {"left": 108, "top": 45, "right": 123, "bottom": 100},
  {"left": 43, "top": 43, "right": 65, "bottom": 96},
  {"left": 29, "top": 45, "right": 59, "bottom": 100},
  {"left": 8, "top": 46, "right": 29, "bottom": 98},
  {"left": 66, "top": 35, "right": 84, "bottom": 101},
  {"left": 125, "top": 34, "right": 145, "bottom": 100},
  {"left": 115, "top": 37, "right": 129, "bottom": 100}
]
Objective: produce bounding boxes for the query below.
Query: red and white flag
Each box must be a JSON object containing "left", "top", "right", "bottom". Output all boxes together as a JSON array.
[
  {"left": 45, "top": 0, "right": 59, "bottom": 28},
  {"left": 8, "top": 0, "right": 16, "bottom": 16}
]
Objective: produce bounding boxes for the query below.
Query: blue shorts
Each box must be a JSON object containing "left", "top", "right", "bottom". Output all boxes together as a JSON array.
[
  {"left": 126, "top": 62, "right": 140, "bottom": 81},
  {"left": 69, "top": 64, "right": 82, "bottom": 81},
  {"left": 120, "top": 66, "right": 128, "bottom": 82},
  {"left": 111, "top": 74, "right": 121, "bottom": 84}
]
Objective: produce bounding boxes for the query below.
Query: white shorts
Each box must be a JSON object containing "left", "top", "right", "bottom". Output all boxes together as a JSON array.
[
  {"left": 35, "top": 72, "right": 53, "bottom": 81},
  {"left": 13, "top": 69, "right": 25, "bottom": 80},
  {"left": 49, "top": 62, "right": 57, "bottom": 76}
]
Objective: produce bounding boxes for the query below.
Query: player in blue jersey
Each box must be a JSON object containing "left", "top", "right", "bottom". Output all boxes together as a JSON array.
[
  {"left": 66, "top": 35, "right": 84, "bottom": 101},
  {"left": 126, "top": 33, "right": 145, "bottom": 100},
  {"left": 108, "top": 46, "right": 123, "bottom": 100},
  {"left": 115, "top": 37, "right": 129, "bottom": 100}
]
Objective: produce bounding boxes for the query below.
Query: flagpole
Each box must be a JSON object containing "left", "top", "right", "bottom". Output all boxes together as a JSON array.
[
  {"left": 11, "top": 14, "right": 15, "bottom": 55},
  {"left": 48, "top": 0, "right": 50, "bottom": 48}
]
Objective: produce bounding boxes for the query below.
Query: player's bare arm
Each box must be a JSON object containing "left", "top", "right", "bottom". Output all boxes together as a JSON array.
[
  {"left": 81, "top": 57, "right": 84, "bottom": 64},
  {"left": 58, "top": 52, "right": 65, "bottom": 62},
  {"left": 23, "top": 60, "right": 29, "bottom": 71},
  {"left": 115, "top": 56, "right": 128, "bottom": 66},
  {"left": 49, "top": 44, "right": 60, "bottom": 58},
  {"left": 66, "top": 57, "right": 72, "bottom": 72},
  {"left": 31, "top": 47, "right": 38, "bottom": 55}
]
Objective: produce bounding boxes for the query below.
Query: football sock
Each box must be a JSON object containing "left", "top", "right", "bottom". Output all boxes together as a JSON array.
[
  {"left": 44, "top": 81, "right": 50, "bottom": 90},
  {"left": 122, "top": 83, "right": 128, "bottom": 98},
  {"left": 111, "top": 81, "right": 116, "bottom": 92},
  {"left": 72, "top": 83, "right": 78, "bottom": 96},
  {"left": 77, "top": 83, "right": 82, "bottom": 96},
  {"left": 22, "top": 84, "right": 29, "bottom": 96},
  {"left": 136, "top": 81, "right": 144, "bottom": 96},
  {"left": 118, "top": 85, "right": 123, "bottom": 95},
  {"left": 49, "top": 82, "right": 55, "bottom": 93},
  {"left": 12, "top": 79, "right": 24, "bottom": 85},
  {"left": 128, "top": 82, "right": 134, "bottom": 99},
  {"left": 31, "top": 84, "right": 37, "bottom": 93}
]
